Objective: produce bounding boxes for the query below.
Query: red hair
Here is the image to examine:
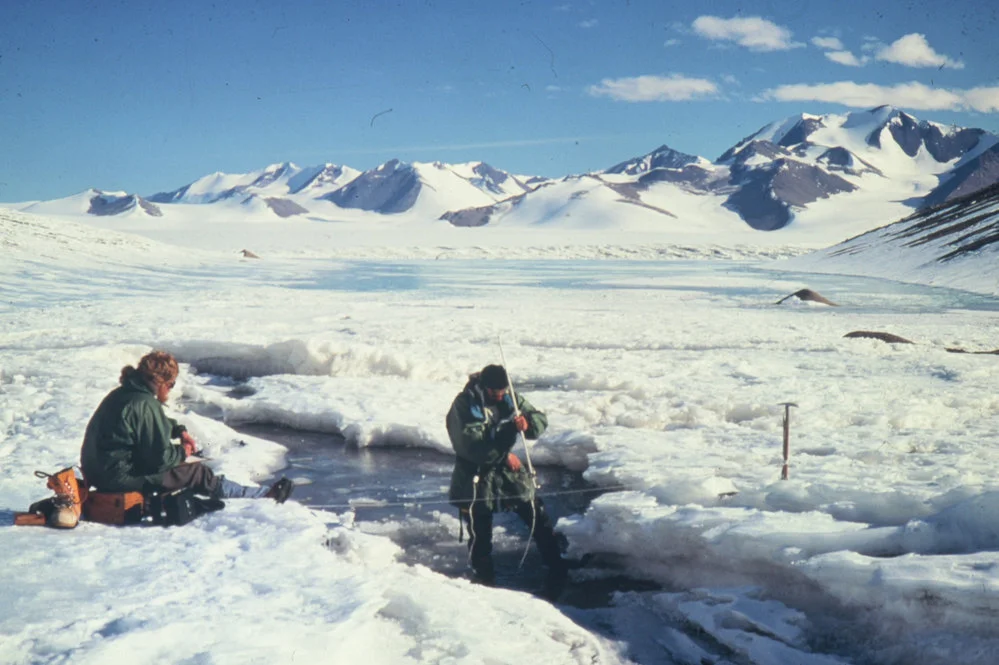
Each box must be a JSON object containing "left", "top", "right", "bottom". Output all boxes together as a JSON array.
[{"left": 120, "top": 351, "right": 179, "bottom": 386}]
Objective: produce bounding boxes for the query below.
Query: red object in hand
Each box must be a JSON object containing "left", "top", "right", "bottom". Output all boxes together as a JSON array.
[
  {"left": 507, "top": 452, "right": 522, "bottom": 472},
  {"left": 180, "top": 431, "right": 198, "bottom": 457},
  {"left": 513, "top": 415, "right": 528, "bottom": 432}
]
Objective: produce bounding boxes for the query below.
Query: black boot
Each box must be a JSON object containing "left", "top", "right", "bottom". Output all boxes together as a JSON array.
[
  {"left": 465, "top": 506, "right": 495, "bottom": 585},
  {"left": 543, "top": 561, "right": 568, "bottom": 601},
  {"left": 538, "top": 522, "right": 569, "bottom": 601},
  {"left": 471, "top": 554, "right": 496, "bottom": 586},
  {"left": 516, "top": 498, "right": 569, "bottom": 600},
  {"left": 265, "top": 477, "right": 295, "bottom": 504}
]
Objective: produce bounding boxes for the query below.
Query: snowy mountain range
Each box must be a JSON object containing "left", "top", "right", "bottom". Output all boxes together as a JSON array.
[{"left": 13, "top": 106, "right": 999, "bottom": 237}]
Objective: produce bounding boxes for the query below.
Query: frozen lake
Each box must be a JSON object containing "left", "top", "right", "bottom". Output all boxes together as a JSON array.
[
  {"left": 166, "top": 256, "right": 998, "bottom": 664},
  {"left": 286, "top": 258, "right": 999, "bottom": 313}
]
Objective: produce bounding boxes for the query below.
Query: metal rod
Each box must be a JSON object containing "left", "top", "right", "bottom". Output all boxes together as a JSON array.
[{"left": 780, "top": 402, "right": 798, "bottom": 480}]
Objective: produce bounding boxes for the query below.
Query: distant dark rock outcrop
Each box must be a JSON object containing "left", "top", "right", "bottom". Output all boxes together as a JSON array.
[
  {"left": 146, "top": 185, "right": 190, "bottom": 204},
  {"left": 844, "top": 331, "right": 915, "bottom": 344},
  {"left": 322, "top": 159, "right": 421, "bottom": 214},
  {"left": 717, "top": 139, "right": 790, "bottom": 166},
  {"left": 863, "top": 107, "right": 987, "bottom": 164},
  {"left": 288, "top": 164, "right": 353, "bottom": 194},
  {"left": 924, "top": 126, "right": 987, "bottom": 163},
  {"left": 469, "top": 162, "right": 531, "bottom": 196},
  {"left": 262, "top": 197, "right": 308, "bottom": 218},
  {"left": 861, "top": 180, "right": 999, "bottom": 264},
  {"left": 637, "top": 164, "right": 719, "bottom": 191},
  {"left": 814, "top": 147, "right": 882, "bottom": 177},
  {"left": 774, "top": 116, "right": 826, "bottom": 147},
  {"left": 240, "top": 249, "right": 261, "bottom": 259},
  {"left": 725, "top": 153, "right": 856, "bottom": 231},
  {"left": 845, "top": 331, "right": 998, "bottom": 354},
  {"left": 776, "top": 289, "right": 839, "bottom": 306},
  {"left": 88, "top": 192, "right": 162, "bottom": 217},
  {"left": 441, "top": 206, "right": 495, "bottom": 227},
  {"left": 923, "top": 142, "right": 999, "bottom": 208},
  {"left": 866, "top": 108, "right": 923, "bottom": 155}
]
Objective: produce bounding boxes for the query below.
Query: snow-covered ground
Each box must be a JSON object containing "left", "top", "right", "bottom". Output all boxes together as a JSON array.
[{"left": 2, "top": 207, "right": 998, "bottom": 665}]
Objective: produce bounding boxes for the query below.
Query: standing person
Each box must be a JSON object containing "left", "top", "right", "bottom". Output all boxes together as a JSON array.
[
  {"left": 446, "top": 364, "right": 567, "bottom": 597},
  {"left": 81, "top": 351, "right": 293, "bottom": 503}
]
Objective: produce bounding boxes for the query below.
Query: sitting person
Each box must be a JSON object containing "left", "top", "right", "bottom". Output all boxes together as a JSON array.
[{"left": 80, "top": 351, "right": 293, "bottom": 503}]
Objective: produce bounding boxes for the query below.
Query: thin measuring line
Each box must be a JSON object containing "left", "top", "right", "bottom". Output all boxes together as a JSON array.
[{"left": 303, "top": 484, "right": 632, "bottom": 511}]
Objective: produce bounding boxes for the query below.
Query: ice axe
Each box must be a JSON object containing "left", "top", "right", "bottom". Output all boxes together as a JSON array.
[{"left": 779, "top": 402, "right": 798, "bottom": 480}]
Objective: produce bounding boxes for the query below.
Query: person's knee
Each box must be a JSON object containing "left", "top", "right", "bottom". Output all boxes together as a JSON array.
[{"left": 162, "top": 462, "right": 221, "bottom": 496}]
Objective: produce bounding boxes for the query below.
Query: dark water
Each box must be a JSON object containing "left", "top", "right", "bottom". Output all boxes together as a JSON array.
[{"left": 236, "top": 423, "right": 659, "bottom": 607}]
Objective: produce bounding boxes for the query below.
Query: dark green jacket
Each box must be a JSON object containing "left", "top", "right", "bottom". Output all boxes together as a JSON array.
[
  {"left": 80, "top": 371, "right": 187, "bottom": 492},
  {"left": 446, "top": 373, "right": 547, "bottom": 512}
]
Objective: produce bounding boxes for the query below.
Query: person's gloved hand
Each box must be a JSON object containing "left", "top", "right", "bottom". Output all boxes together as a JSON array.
[
  {"left": 180, "top": 431, "right": 198, "bottom": 458},
  {"left": 513, "top": 415, "right": 528, "bottom": 432},
  {"left": 506, "top": 452, "right": 522, "bottom": 472}
]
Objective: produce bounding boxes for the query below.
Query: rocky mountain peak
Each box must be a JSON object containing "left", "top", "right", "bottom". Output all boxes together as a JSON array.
[{"left": 605, "top": 144, "right": 702, "bottom": 175}]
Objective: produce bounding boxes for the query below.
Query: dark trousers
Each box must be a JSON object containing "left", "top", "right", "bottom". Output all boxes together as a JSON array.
[
  {"left": 159, "top": 463, "right": 223, "bottom": 497},
  {"left": 463, "top": 497, "right": 564, "bottom": 577}
]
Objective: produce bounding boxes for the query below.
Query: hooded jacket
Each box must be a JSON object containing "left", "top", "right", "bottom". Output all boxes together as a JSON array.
[
  {"left": 80, "top": 370, "right": 187, "bottom": 492},
  {"left": 446, "top": 372, "right": 547, "bottom": 512}
]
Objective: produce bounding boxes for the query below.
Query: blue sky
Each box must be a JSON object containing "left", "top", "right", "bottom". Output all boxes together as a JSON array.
[{"left": 1, "top": 0, "right": 997, "bottom": 202}]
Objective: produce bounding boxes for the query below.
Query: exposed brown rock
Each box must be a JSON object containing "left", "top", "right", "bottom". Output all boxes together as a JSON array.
[
  {"left": 776, "top": 289, "right": 839, "bottom": 306},
  {"left": 844, "top": 331, "right": 915, "bottom": 344}
]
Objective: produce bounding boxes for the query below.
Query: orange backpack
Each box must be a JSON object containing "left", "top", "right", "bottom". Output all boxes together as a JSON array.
[{"left": 83, "top": 491, "right": 146, "bottom": 525}]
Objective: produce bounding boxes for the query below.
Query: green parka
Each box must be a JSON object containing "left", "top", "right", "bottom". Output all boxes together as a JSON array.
[
  {"left": 446, "top": 373, "right": 547, "bottom": 512},
  {"left": 80, "top": 370, "right": 187, "bottom": 492}
]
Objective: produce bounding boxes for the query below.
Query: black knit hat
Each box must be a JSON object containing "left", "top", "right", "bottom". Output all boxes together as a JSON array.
[{"left": 480, "top": 364, "right": 509, "bottom": 390}]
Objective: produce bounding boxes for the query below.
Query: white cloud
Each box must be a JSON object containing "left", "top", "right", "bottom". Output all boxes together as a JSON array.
[
  {"left": 760, "top": 81, "right": 968, "bottom": 111},
  {"left": 812, "top": 35, "right": 868, "bottom": 67},
  {"left": 875, "top": 33, "right": 964, "bottom": 69},
  {"left": 664, "top": 38, "right": 681, "bottom": 47},
  {"left": 964, "top": 86, "right": 999, "bottom": 113},
  {"left": 811, "top": 36, "right": 844, "bottom": 50},
  {"left": 579, "top": 19, "right": 598, "bottom": 29},
  {"left": 588, "top": 74, "right": 719, "bottom": 102},
  {"left": 692, "top": 15, "right": 801, "bottom": 52},
  {"left": 825, "top": 51, "right": 868, "bottom": 67}
]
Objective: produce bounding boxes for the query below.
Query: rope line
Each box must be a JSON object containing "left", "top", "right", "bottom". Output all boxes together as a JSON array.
[
  {"left": 302, "top": 483, "right": 631, "bottom": 511},
  {"left": 467, "top": 474, "right": 480, "bottom": 567},
  {"left": 519, "top": 493, "right": 537, "bottom": 570}
]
